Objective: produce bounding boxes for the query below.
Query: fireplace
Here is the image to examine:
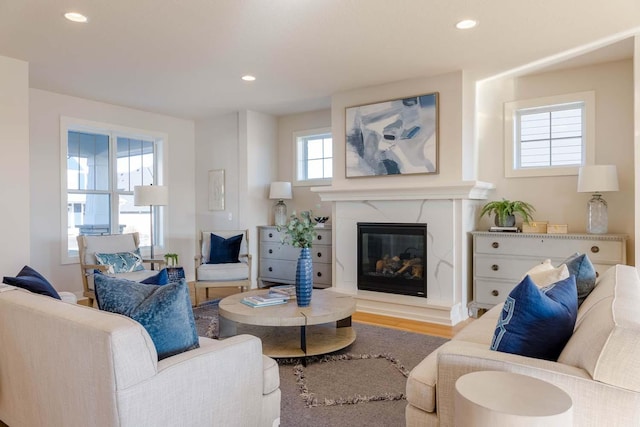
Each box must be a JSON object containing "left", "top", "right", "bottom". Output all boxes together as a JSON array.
[{"left": 357, "top": 223, "right": 427, "bottom": 297}]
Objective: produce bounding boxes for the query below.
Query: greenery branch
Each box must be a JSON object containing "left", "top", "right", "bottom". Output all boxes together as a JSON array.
[{"left": 278, "top": 210, "right": 317, "bottom": 248}]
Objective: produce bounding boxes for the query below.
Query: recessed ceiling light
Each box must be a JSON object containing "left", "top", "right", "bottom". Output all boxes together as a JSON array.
[
  {"left": 455, "top": 19, "right": 477, "bottom": 30},
  {"left": 64, "top": 12, "right": 88, "bottom": 23},
  {"left": 241, "top": 75, "right": 256, "bottom": 82}
]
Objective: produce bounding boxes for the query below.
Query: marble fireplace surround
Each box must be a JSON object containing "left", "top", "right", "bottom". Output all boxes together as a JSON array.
[{"left": 312, "top": 181, "right": 493, "bottom": 326}]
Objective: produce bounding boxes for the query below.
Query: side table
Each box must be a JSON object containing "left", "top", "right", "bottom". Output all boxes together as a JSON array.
[
  {"left": 454, "top": 371, "right": 573, "bottom": 426},
  {"left": 166, "top": 266, "right": 185, "bottom": 282}
]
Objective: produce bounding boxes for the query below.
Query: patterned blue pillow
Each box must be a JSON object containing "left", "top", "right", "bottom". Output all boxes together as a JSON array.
[
  {"left": 561, "top": 253, "right": 596, "bottom": 306},
  {"left": 95, "top": 249, "right": 144, "bottom": 274},
  {"left": 209, "top": 233, "right": 242, "bottom": 264},
  {"left": 140, "top": 268, "right": 170, "bottom": 285},
  {"left": 3, "top": 265, "right": 61, "bottom": 300},
  {"left": 94, "top": 275, "right": 199, "bottom": 360},
  {"left": 490, "top": 275, "right": 578, "bottom": 361}
]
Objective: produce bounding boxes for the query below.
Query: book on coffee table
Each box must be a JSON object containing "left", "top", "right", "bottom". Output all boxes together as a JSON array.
[
  {"left": 241, "top": 294, "right": 288, "bottom": 308},
  {"left": 269, "top": 285, "right": 296, "bottom": 299}
]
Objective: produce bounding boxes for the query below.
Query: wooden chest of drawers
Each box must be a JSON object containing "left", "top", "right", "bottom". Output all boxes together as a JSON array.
[
  {"left": 258, "top": 226, "right": 332, "bottom": 288},
  {"left": 470, "top": 231, "right": 627, "bottom": 316}
]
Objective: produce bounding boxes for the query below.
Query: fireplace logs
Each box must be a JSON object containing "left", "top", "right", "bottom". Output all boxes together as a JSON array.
[{"left": 374, "top": 255, "right": 423, "bottom": 279}]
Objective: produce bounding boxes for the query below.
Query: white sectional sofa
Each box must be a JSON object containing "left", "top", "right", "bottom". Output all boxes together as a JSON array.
[
  {"left": 0, "top": 287, "right": 281, "bottom": 427},
  {"left": 406, "top": 264, "right": 640, "bottom": 427}
]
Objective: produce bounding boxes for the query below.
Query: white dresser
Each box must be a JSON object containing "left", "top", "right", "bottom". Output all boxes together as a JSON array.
[
  {"left": 258, "top": 225, "right": 332, "bottom": 288},
  {"left": 470, "top": 231, "right": 627, "bottom": 316}
]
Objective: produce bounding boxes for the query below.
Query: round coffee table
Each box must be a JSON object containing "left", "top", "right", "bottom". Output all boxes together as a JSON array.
[{"left": 218, "top": 289, "right": 356, "bottom": 359}]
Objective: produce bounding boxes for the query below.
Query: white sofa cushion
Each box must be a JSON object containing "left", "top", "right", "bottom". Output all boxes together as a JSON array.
[
  {"left": 197, "top": 262, "right": 249, "bottom": 281},
  {"left": 559, "top": 264, "right": 640, "bottom": 392}
]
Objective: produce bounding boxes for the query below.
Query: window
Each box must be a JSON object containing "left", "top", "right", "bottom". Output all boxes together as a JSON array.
[
  {"left": 294, "top": 128, "right": 332, "bottom": 186},
  {"left": 61, "top": 117, "right": 166, "bottom": 263},
  {"left": 504, "top": 91, "right": 595, "bottom": 178}
]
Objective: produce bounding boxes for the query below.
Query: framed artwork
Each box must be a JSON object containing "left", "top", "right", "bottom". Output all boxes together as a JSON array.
[
  {"left": 345, "top": 92, "right": 439, "bottom": 177},
  {"left": 208, "top": 169, "right": 225, "bottom": 211}
]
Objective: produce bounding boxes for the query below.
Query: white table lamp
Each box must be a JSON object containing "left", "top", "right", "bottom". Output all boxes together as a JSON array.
[
  {"left": 269, "top": 182, "right": 292, "bottom": 227},
  {"left": 577, "top": 165, "right": 619, "bottom": 234},
  {"left": 134, "top": 185, "right": 169, "bottom": 265}
]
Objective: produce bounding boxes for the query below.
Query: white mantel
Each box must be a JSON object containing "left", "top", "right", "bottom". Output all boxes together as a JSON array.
[{"left": 311, "top": 180, "right": 494, "bottom": 326}]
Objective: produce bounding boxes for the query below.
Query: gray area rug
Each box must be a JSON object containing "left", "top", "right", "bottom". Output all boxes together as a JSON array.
[{"left": 193, "top": 301, "right": 448, "bottom": 427}]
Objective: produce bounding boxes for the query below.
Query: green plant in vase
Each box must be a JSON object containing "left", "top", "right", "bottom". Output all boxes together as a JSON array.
[
  {"left": 480, "top": 199, "right": 535, "bottom": 227},
  {"left": 278, "top": 211, "right": 317, "bottom": 307}
]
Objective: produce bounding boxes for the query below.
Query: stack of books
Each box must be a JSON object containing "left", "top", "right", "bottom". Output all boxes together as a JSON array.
[
  {"left": 241, "top": 293, "right": 288, "bottom": 308},
  {"left": 268, "top": 285, "right": 296, "bottom": 299}
]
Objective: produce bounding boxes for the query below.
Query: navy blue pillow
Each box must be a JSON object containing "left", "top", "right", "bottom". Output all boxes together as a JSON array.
[
  {"left": 209, "top": 233, "right": 242, "bottom": 264},
  {"left": 3, "top": 265, "right": 61, "bottom": 300},
  {"left": 140, "top": 268, "right": 170, "bottom": 285},
  {"left": 561, "top": 253, "right": 596, "bottom": 306},
  {"left": 490, "top": 275, "right": 578, "bottom": 361},
  {"left": 94, "top": 275, "right": 199, "bottom": 360}
]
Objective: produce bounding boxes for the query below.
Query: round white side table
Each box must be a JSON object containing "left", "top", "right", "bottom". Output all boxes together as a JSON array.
[{"left": 454, "top": 371, "right": 573, "bottom": 427}]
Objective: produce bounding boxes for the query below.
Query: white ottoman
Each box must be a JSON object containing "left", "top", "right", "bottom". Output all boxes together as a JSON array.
[
  {"left": 59, "top": 291, "right": 78, "bottom": 304},
  {"left": 455, "top": 371, "right": 573, "bottom": 427}
]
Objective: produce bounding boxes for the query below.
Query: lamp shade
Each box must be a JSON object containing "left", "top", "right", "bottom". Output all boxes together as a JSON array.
[
  {"left": 134, "top": 185, "right": 169, "bottom": 206},
  {"left": 577, "top": 165, "right": 619, "bottom": 193},
  {"left": 269, "top": 181, "right": 292, "bottom": 200}
]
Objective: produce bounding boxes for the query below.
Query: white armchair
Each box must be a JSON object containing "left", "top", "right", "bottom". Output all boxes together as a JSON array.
[
  {"left": 194, "top": 230, "right": 251, "bottom": 306},
  {"left": 77, "top": 232, "right": 165, "bottom": 306}
]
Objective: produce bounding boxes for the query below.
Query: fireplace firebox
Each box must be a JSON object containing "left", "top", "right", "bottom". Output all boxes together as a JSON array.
[{"left": 357, "top": 223, "right": 427, "bottom": 297}]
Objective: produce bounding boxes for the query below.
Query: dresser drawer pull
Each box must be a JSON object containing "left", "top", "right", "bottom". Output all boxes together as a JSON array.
[
  {"left": 317, "top": 252, "right": 322, "bottom": 258},
  {"left": 491, "top": 290, "right": 499, "bottom": 297},
  {"left": 317, "top": 272, "right": 322, "bottom": 277},
  {"left": 491, "top": 264, "right": 499, "bottom": 271},
  {"left": 491, "top": 242, "right": 499, "bottom": 249},
  {"left": 591, "top": 246, "right": 600, "bottom": 253},
  {"left": 268, "top": 249, "right": 273, "bottom": 254},
  {"left": 317, "top": 235, "right": 323, "bottom": 241},
  {"left": 268, "top": 232, "right": 273, "bottom": 238},
  {"left": 268, "top": 267, "right": 273, "bottom": 272}
]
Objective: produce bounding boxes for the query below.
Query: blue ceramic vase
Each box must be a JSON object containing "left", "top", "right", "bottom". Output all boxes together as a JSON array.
[{"left": 295, "top": 247, "right": 313, "bottom": 307}]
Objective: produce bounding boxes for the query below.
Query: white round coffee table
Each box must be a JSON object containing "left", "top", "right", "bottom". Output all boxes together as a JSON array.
[
  {"left": 219, "top": 289, "right": 356, "bottom": 359},
  {"left": 454, "top": 371, "right": 573, "bottom": 426}
]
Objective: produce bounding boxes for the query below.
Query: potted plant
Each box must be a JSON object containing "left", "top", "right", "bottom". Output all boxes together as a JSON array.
[
  {"left": 480, "top": 199, "right": 535, "bottom": 227},
  {"left": 278, "top": 211, "right": 317, "bottom": 306}
]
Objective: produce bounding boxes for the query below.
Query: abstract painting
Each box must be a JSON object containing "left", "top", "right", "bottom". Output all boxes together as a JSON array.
[{"left": 345, "top": 93, "right": 439, "bottom": 177}]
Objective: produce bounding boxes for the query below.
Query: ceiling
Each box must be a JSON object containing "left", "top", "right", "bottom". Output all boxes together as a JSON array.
[{"left": 1, "top": 0, "right": 639, "bottom": 120}]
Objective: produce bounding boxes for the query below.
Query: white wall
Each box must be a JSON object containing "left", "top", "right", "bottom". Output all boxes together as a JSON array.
[
  {"left": 195, "top": 112, "right": 241, "bottom": 232},
  {"left": 277, "top": 109, "right": 332, "bottom": 218},
  {"left": 635, "top": 36, "right": 640, "bottom": 266},
  {"left": 195, "top": 110, "right": 277, "bottom": 288},
  {"left": 477, "top": 59, "right": 635, "bottom": 262},
  {"left": 0, "top": 55, "right": 30, "bottom": 274},
  {"left": 30, "top": 89, "right": 196, "bottom": 294}
]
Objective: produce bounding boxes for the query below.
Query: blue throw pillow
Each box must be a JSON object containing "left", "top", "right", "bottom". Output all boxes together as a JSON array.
[
  {"left": 140, "top": 268, "right": 170, "bottom": 285},
  {"left": 94, "top": 275, "right": 199, "bottom": 360},
  {"left": 3, "top": 265, "right": 61, "bottom": 300},
  {"left": 490, "top": 275, "right": 578, "bottom": 361},
  {"left": 561, "top": 253, "right": 597, "bottom": 306},
  {"left": 95, "top": 249, "right": 145, "bottom": 274},
  {"left": 209, "top": 233, "right": 242, "bottom": 264}
]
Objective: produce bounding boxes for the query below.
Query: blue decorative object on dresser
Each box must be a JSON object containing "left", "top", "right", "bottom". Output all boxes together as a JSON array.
[{"left": 296, "top": 247, "right": 313, "bottom": 307}]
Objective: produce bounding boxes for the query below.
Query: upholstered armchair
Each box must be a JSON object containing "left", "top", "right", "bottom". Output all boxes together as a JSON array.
[
  {"left": 77, "top": 232, "right": 165, "bottom": 306},
  {"left": 194, "top": 230, "right": 251, "bottom": 306}
]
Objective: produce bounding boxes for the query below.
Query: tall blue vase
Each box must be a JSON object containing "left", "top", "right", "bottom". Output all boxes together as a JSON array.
[{"left": 295, "top": 247, "right": 313, "bottom": 307}]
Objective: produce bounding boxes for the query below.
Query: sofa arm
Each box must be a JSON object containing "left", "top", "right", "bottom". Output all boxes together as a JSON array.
[
  {"left": 117, "top": 334, "right": 276, "bottom": 427},
  {"left": 435, "top": 341, "right": 640, "bottom": 427}
]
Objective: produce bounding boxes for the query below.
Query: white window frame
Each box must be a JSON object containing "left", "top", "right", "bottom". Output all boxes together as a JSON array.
[
  {"left": 504, "top": 91, "right": 595, "bottom": 178},
  {"left": 60, "top": 116, "right": 167, "bottom": 264},
  {"left": 293, "top": 127, "right": 332, "bottom": 187}
]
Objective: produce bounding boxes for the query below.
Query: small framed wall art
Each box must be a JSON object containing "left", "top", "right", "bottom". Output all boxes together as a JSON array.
[
  {"left": 208, "top": 169, "right": 225, "bottom": 211},
  {"left": 345, "top": 92, "right": 439, "bottom": 177}
]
